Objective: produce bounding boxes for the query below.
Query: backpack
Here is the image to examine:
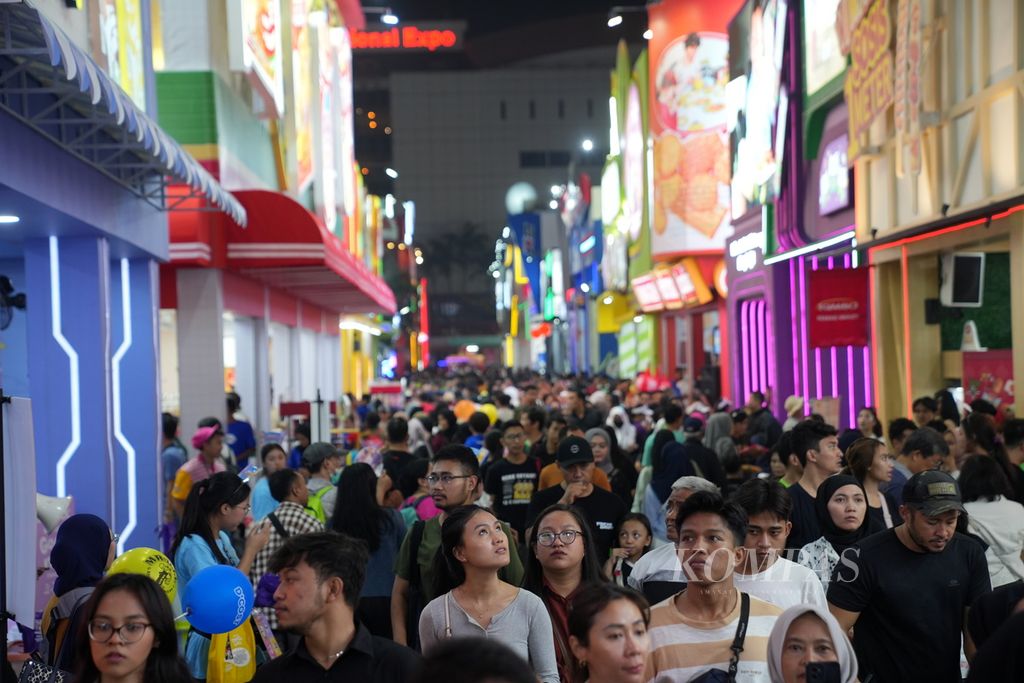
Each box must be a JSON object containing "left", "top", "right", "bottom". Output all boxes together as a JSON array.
[{"left": 306, "top": 486, "right": 332, "bottom": 524}]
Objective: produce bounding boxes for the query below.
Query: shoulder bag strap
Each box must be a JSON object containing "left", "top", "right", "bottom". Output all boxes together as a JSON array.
[
  {"left": 267, "top": 512, "right": 290, "bottom": 539},
  {"left": 727, "top": 592, "right": 750, "bottom": 681}
]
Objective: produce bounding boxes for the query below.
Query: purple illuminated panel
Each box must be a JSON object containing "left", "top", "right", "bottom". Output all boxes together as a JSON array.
[{"left": 819, "top": 134, "right": 851, "bottom": 216}]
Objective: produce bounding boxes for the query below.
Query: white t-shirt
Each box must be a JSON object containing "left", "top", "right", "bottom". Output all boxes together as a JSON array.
[{"left": 733, "top": 557, "right": 828, "bottom": 610}]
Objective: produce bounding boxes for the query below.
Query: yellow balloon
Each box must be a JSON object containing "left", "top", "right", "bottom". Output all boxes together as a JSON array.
[
  {"left": 107, "top": 547, "right": 177, "bottom": 604},
  {"left": 480, "top": 403, "right": 498, "bottom": 425}
]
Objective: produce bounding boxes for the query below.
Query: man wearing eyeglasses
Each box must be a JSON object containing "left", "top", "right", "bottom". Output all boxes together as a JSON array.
[
  {"left": 390, "top": 445, "right": 524, "bottom": 648},
  {"left": 525, "top": 436, "right": 626, "bottom": 560}
]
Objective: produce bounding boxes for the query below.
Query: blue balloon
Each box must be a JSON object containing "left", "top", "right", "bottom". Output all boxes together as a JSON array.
[{"left": 183, "top": 565, "right": 254, "bottom": 634}]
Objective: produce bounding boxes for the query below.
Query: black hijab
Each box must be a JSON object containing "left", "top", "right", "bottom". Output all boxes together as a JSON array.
[
  {"left": 51, "top": 514, "right": 111, "bottom": 596},
  {"left": 814, "top": 475, "right": 877, "bottom": 553}
]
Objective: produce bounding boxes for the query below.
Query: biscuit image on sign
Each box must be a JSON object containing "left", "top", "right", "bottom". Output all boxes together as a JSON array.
[
  {"left": 654, "top": 202, "right": 667, "bottom": 234},
  {"left": 682, "top": 204, "right": 727, "bottom": 238},
  {"left": 657, "top": 134, "right": 683, "bottom": 178},
  {"left": 682, "top": 173, "right": 718, "bottom": 212},
  {"left": 658, "top": 176, "right": 682, "bottom": 208}
]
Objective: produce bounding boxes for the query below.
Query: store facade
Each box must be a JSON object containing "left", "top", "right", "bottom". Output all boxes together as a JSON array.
[
  {"left": 847, "top": 0, "right": 1024, "bottom": 424},
  {"left": 0, "top": 1, "right": 244, "bottom": 551}
]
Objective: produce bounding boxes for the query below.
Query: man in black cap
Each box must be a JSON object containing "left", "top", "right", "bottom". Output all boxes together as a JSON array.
[
  {"left": 828, "top": 470, "right": 991, "bottom": 683},
  {"left": 525, "top": 435, "right": 626, "bottom": 558}
]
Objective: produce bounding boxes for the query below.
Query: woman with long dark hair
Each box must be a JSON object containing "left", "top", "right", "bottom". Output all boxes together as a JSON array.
[
  {"left": 329, "top": 462, "right": 406, "bottom": 638},
  {"left": 964, "top": 412, "right": 1024, "bottom": 502},
  {"left": 842, "top": 437, "right": 899, "bottom": 529},
  {"left": 171, "top": 471, "right": 270, "bottom": 679},
  {"left": 524, "top": 504, "right": 607, "bottom": 683},
  {"left": 960, "top": 454, "right": 1024, "bottom": 587},
  {"left": 856, "top": 407, "right": 884, "bottom": 440},
  {"left": 588, "top": 427, "right": 638, "bottom": 506},
  {"left": 430, "top": 409, "right": 458, "bottom": 453},
  {"left": 72, "top": 573, "right": 192, "bottom": 683},
  {"left": 419, "top": 505, "right": 558, "bottom": 682},
  {"left": 568, "top": 583, "right": 651, "bottom": 683}
]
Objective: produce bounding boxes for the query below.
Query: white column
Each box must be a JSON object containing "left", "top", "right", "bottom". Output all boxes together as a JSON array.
[{"left": 176, "top": 268, "right": 226, "bottom": 441}]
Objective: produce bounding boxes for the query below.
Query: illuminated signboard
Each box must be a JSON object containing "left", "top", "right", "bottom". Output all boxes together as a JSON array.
[
  {"left": 227, "top": 0, "right": 285, "bottom": 119},
  {"left": 728, "top": 230, "right": 763, "bottom": 273},
  {"left": 671, "top": 258, "right": 715, "bottom": 306},
  {"left": 350, "top": 22, "right": 465, "bottom": 52},
  {"left": 819, "top": 134, "right": 851, "bottom": 215},
  {"left": 631, "top": 275, "right": 664, "bottom": 312},
  {"left": 654, "top": 270, "right": 683, "bottom": 309}
]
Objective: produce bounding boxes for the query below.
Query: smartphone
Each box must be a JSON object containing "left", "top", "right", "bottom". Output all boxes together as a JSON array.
[{"left": 806, "top": 662, "right": 841, "bottom": 683}]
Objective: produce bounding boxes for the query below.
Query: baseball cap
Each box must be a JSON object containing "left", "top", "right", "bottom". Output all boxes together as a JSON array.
[
  {"left": 302, "top": 442, "right": 341, "bottom": 469},
  {"left": 683, "top": 416, "right": 704, "bottom": 434},
  {"left": 731, "top": 409, "right": 748, "bottom": 422},
  {"left": 903, "top": 470, "right": 965, "bottom": 516},
  {"left": 191, "top": 425, "right": 222, "bottom": 450},
  {"left": 556, "top": 436, "right": 594, "bottom": 467}
]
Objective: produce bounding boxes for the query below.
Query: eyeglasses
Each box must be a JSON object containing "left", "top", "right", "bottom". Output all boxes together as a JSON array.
[
  {"left": 236, "top": 503, "right": 252, "bottom": 513},
  {"left": 536, "top": 529, "right": 583, "bottom": 546},
  {"left": 88, "top": 620, "right": 150, "bottom": 643},
  {"left": 426, "top": 473, "right": 473, "bottom": 486},
  {"left": 503, "top": 433, "right": 525, "bottom": 440}
]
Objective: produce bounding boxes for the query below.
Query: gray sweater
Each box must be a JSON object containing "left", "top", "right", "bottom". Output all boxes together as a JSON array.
[{"left": 419, "top": 588, "right": 559, "bottom": 683}]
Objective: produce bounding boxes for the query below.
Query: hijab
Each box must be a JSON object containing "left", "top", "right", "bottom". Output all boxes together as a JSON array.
[
  {"left": 606, "top": 406, "right": 637, "bottom": 452},
  {"left": 814, "top": 475, "right": 876, "bottom": 553},
  {"left": 766, "top": 605, "right": 858, "bottom": 683},
  {"left": 51, "top": 514, "right": 112, "bottom": 596},
  {"left": 650, "top": 441, "right": 697, "bottom": 503},
  {"left": 703, "top": 412, "right": 734, "bottom": 453}
]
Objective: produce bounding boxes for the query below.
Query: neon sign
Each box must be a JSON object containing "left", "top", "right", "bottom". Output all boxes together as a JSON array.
[{"left": 350, "top": 24, "right": 463, "bottom": 52}]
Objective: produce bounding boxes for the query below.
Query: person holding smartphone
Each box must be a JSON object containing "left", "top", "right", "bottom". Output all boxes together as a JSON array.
[{"left": 766, "top": 604, "right": 858, "bottom": 682}]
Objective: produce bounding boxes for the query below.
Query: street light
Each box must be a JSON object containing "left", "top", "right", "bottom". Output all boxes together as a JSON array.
[
  {"left": 385, "top": 168, "right": 399, "bottom": 179},
  {"left": 607, "top": 14, "right": 623, "bottom": 27},
  {"left": 466, "top": 344, "right": 480, "bottom": 353},
  {"left": 581, "top": 139, "right": 595, "bottom": 153},
  {"left": 364, "top": 6, "right": 400, "bottom": 24}
]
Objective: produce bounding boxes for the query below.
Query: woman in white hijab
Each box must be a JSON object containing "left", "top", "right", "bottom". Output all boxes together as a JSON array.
[
  {"left": 606, "top": 405, "right": 637, "bottom": 454},
  {"left": 766, "top": 605, "right": 858, "bottom": 683},
  {"left": 703, "top": 412, "right": 734, "bottom": 458}
]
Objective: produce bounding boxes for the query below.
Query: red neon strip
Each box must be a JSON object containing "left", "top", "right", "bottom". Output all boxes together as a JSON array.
[
  {"left": 868, "top": 203, "right": 1024, "bottom": 254},
  {"left": 869, "top": 263, "right": 880, "bottom": 415},
  {"left": 901, "top": 247, "right": 912, "bottom": 417}
]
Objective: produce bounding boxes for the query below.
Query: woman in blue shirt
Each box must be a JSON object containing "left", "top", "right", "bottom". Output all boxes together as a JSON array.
[
  {"left": 171, "top": 471, "right": 270, "bottom": 680},
  {"left": 250, "top": 443, "right": 288, "bottom": 522}
]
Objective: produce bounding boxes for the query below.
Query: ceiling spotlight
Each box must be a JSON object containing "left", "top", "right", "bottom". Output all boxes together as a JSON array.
[
  {"left": 643, "top": 28, "right": 653, "bottom": 40},
  {"left": 385, "top": 168, "right": 399, "bottom": 179},
  {"left": 381, "top": 11, "right": 399, "bottom": 25},
  {"left": 607, "top": 14, "right": 623, "bottom": 28},
  {"left": 0, "top": 215, "right": 19, "bottom": 224},
  {"left": 549, "top": 200, "right": 559, "bottom": 210},
  {"left": 399, "top": 306, "right": 411, "bottom": 315},
  {"left": 603, "top": 296, "right": 614, "bottom": 305},
  {"left": 581, "top": 139, "right": 594, "bottom": 152},
  {"left": 633, "top": 315, "right": 643, "bottom": 324},
  {"left": 580, "top": 282, "right": 591, "bottom": 293},
  {"left": 466, "top": 344, "right": 480, "bottom": 353}
]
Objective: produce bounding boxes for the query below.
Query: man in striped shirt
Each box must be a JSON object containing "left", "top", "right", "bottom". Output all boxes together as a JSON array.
[{"left": 644, "top": 491, "right": 782, "bottom": 683}]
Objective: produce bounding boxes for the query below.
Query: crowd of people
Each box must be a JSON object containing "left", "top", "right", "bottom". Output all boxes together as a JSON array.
[{"left": 20, "top": 374, "right": 1024, "bottom": 682}]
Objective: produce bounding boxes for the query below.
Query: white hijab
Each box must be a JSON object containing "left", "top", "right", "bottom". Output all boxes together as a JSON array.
[
  {"left": 606, "top": 405, "right": 637, "bottom": 451},
  {"left": 766, "top": 605, "right": 858, "bottom": 683}
]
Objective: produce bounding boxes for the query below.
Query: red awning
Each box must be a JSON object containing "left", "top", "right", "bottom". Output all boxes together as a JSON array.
[{"left": 223, "top": 190, "right": 395, "bottom": 315}]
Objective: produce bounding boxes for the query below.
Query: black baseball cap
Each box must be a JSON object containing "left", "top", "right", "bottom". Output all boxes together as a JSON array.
[
  {"left": 556, "top": 436, "right": 594, "bottom": 467},
  {"left": 683, "top": 416, "right": 704, "bottom": 434},
  {"left": 903, "top": 470, "right": 965, "bottom": 516}
]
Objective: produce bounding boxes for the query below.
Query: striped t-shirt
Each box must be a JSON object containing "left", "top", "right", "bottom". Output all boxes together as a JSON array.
[{"left": 644, "top": 589, "right": 782, "bottom": 683}]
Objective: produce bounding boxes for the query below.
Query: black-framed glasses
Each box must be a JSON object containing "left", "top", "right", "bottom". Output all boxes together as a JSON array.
[
  {"left": 536, "top": 529, "right": 583, "bottom": 546},
  {"left": 426, "top": 473, "right": 472, "bottom": 486},
  {"left": 88, "top": 620, "right": 150, "bottom": 643}
]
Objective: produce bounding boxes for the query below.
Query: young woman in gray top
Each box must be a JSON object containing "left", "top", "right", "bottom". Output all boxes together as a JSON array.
[{"left": 419, "top": 505, "right": 559, "bottom": 683}]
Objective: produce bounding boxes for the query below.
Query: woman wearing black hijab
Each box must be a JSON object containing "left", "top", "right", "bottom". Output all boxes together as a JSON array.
[
  {"left": 40, "top": 514, "right": 116, "bottom": 670},
  {"left": 968, "top": 611, "right": 1024, "bottom": 681},
  {"left": 797, "top": 475, "right": 880, "bottom": 591}
]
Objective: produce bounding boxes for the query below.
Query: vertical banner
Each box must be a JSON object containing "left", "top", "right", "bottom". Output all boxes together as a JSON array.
[
  {"left": 648, "top": 0, "right": 744, "bottom": 257},
  {"left": 4, "top": 398, "right": 37, "bottom": 630},
  {"left": 292, "top": 0, "right": 314, "bottom": 189},
  {"left": 807, "top": 267, "right": 869, "bottom": 348},
  {"left": 314, "top": 21, "right": 337, "bottom": 232}
]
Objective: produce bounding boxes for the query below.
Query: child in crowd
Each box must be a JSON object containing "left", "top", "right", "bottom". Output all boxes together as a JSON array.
[{"left": 605, "top": 513, "right": 653, "bottom": 587}]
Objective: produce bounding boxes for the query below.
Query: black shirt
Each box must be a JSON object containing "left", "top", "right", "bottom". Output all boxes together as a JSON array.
[
  {"left": 682, "top": 437, "right": 725, "bottom": 487},
  {"left": 827, "top": 529, "right": 991, "bottom": 683},
  {"left": 252, "top": 623, "right": 419, "bottom": 683},
  {"left": 525, "top": 483, "right": 626, "bottom": 559},
  {"left": 529, "top": 440, "right": 558, "bottom": 468},
  {"left": 380, "top": 450, "right": 416, "bottom": 488},
  {"left": 484, "top": 457, "right": 541, "bottom": 537},
  {"left": 786, "top": 483, "right": 820, "bottom": 551}
]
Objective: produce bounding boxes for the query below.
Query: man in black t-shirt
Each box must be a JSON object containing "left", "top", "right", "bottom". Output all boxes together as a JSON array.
[
  {"left": 525, "top": 435, "right": 626, "bottom": 558},
  {"left": 484, "top": 421, "right": 540, "bottom": 539},
  {"left": 786, "top": 420, "right": 842, "bottom": 551},
  {"left": 380, "top": 417, "right": 417, "bottom": 506},
  {"left": 828, "top": 471, "right": 991, "bottom": 683}
]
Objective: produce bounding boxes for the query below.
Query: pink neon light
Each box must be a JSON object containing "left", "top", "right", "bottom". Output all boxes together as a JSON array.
[
  {"left": 847, "top": 345, "right": 856, "bottom": 428},
  {"left": 862, "top": 346, "right": 872, "bottom": 407},
  {"left": 811, "top": 257, "right": 822, "bottom": 400},
  {"left": 831, "top": 346, "right": 839, "bottom": 400},
  {"left": 745, "top": 301, "right": 753, "bottom": 401},
  {"left": 759, "top": 301, "right": 768, "bottom": 391},
  {"left": 799, "top": 258, "right": 810, "bottom": 413},
  {"left": 767, "top": 306, "right": 777, "bottom": 391},
  {"left": 790, "top": 260, "right": 799, "bottom": 402}
]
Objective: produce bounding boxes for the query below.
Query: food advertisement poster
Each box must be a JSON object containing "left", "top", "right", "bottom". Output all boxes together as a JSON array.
[
  {"left": 315, "top": 22, "right": 336, "bottom": 233},
  {"left": 242, "top": 0, "right": 284, "bottom": 116},
  {"left": 648, "top": 0, "right": 745, "bottom": 258},
  {"left": 963, "top": 350, "right": 1015, "bottom": 418},
  {"left": 333, "top": 26, "right": 357, "bottom": 233},
  {"left": 802, "top": 0, "right": 846, "bottom": 97}
]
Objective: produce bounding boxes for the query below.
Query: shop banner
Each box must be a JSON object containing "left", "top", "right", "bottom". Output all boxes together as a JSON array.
[
  {"left": 840, "top": 0, "right": 894, "bottom": 158},
  {"left": 808, "top": 267, "right": 869, "bottom": 348},
  {"left": 293, "top": 0, "right": 314, "bottom": 190},
  {"left": 963, "top": 350, "right": 1014, "bottom": 417},
  {"left": 627, "top": 50, "right": 653, "bottom": 280},
  {"left": 649, "top": 0, "right": 744, "bottom": 257}
]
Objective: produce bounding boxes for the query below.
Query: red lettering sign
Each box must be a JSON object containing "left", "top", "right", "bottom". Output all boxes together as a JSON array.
[
  {"left": 349, "top": 24, "right": 462, "bottom": 51},
  {"left": 808, "top": 267, "right": 870, "bottom": 348}
]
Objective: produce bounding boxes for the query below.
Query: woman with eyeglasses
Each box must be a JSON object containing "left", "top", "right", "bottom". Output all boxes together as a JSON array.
[
  {"left": 419, "top": 505, "right": 559, "bottom": 682},
  {"left": 841, "top": 437, "right": 899, "bottom": 529},
  {"left": 171, "top": 471, "right": 270, "bottom": 679},
  {"left": 72, "top": 573, "right": 192, "bottom": 683},
  {"left": 524, "top": 504, "right": 608, "bottom": 683}
]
